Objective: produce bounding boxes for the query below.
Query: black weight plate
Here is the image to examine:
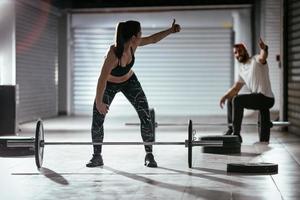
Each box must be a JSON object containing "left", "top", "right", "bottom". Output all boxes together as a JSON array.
[
  {"left": 35, "top": 120, "right": 44, "bottom": 169},
  {"left": 202, "top": 146, "right": 241, "bottom": 154},
  {"left": 188, "top": 120, "right": 193, "bottom": 168},
  {"left": 0, "top": 136, "right": 34, "bottom": 156},
  {"left": 200, "top": 135, "right": 240, "bottom": 143},
  {"left": 227, "top": 162, "right": 278, "bottom": 174},
  {"left": 222, "top": 142, "right": 241, "bottom": 148}
]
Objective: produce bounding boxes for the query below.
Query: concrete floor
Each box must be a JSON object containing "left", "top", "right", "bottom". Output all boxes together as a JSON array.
[{"left": 1, "top": 116, "right": 300, "bottom": 200}]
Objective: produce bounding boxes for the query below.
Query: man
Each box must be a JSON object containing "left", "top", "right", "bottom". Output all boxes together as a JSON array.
[{"left": 219, "top": 38, "right": 275, "bottom": 143}]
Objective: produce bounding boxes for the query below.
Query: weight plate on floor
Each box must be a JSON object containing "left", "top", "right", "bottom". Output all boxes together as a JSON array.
[
  {"left": 35, "top": 119, "right": 44, "bottom": 169},
  {"left": 200, "top": 135, "right": 240, "bottom": 143},
  {"left": 188, "top": 120, "right": 193, "bottom": 168},
  {"left": 221, "top": 142, "right": 241, "bottom": 148},
  {"left": 202, "top": 146, "right": 241, "bottom": 154},
  {"left": 227, "top": 162, "right": 278, "bottom": 174}
]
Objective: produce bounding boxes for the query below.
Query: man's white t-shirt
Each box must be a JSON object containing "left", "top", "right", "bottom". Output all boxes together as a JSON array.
[{"left": 237, "top": 55, "right": 274, "bottom": 98}]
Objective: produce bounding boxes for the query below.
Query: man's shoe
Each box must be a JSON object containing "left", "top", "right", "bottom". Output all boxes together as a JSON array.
[
  {"left": 86, "top": 154, "right": 103, "bottom": 167},
  {"left": 144, "top": 153, "right": 157, "bottom": 168},
  {"left": 223, "top": 129, "right": 233, "bottom": 135},
  {"left": 234, "top": 134, "right": 243, "bottom": 143}
]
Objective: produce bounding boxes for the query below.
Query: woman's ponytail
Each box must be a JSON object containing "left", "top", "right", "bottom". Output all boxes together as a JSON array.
[
  {"left": 115, "top": 22, "right": 125, "bottom": 59},
  {"left": 114, "top": 21, "right": 141, "bottom": 59}
]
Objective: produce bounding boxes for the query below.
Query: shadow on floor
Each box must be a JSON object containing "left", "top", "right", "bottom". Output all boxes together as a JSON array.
[
  {"left": 192, "top": 167, "right": 227, "bottom": 175},
  {"left": 229, "top": 152, "right": 261, "bottom": 157},
  {"left": 39, "top": 167, "right": 69, "bottom": 185},
  {"left": 12, "top": 168, "right": 70, "bottom": 185},
  {"left": 103, "top": 166, "right": 257, "bottom": 199},
  {"left": 158, "top": 166, "right": 247, "bottom": 187}
]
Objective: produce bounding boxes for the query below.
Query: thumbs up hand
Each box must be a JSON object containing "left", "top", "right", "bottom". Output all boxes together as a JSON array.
[{"left": 170, "top": 19, "right": 181, "bottom": 33}]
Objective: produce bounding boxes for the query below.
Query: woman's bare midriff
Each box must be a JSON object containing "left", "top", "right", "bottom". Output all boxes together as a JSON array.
[{"left": 107, "top": 70, "right": 134, "bottom": 83}]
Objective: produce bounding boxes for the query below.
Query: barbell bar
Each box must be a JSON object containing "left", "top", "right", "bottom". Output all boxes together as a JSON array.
[
  {"left": 7, "top": 119, "right": 223, "bottom": 169},
  {"left": 125, "top": 121, "right": 290, "bottom": 127},
  {"left": 126, "top": 108, "right": 290, "bottom": 128},
  {"left": 40, "top": 141, "right": 220, "bottom": 146}
]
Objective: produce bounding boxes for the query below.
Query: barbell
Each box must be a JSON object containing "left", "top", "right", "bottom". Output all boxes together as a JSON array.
[
  {"left": 126, "top": 121, "right": 291, "bottom": 127},
  {"left": 6, "top": 119, "right": 223, "bottom": 169},
  {"left": 126, "top": 108, "right": 291, "bottom": 142},
  {"left": 125, "top": 108, "right": 290, "bottom": 129},
  {"left": 126, "top": 108, "right": 290, "bottom": 128},
  {"left": 126, "top": 108, "right": 289, "bottom": 142}
]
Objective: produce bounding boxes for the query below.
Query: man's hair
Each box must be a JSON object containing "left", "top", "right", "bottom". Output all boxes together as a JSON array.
[{"left": 233, "top": 43, "right": 247, "bottom": 51}]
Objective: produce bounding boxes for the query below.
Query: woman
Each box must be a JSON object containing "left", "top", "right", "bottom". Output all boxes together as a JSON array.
[{"left": 86, "top": 20, "right": 181, "bottom": 168}]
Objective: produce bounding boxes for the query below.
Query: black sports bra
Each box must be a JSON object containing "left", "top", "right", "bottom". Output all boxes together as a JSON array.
[{"left": 110, "top": 48, "right": 135, "bottom": 76}]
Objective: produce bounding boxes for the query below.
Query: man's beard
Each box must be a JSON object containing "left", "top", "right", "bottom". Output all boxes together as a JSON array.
[{"left": 237, "top": 55, "right": 248, "bottom": 63}]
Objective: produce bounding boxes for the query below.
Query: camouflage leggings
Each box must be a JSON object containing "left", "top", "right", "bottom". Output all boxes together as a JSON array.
[{"left": 91, "top": 73, "right": 154, "bottom": 154}]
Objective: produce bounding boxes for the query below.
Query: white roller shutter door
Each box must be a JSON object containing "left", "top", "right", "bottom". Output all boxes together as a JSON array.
[
  {"left": 262, "top": 0, "right": 281, "bottom": 110},
  {"left": 72, "top": 27, "right": 233, "bottom": 116}
]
